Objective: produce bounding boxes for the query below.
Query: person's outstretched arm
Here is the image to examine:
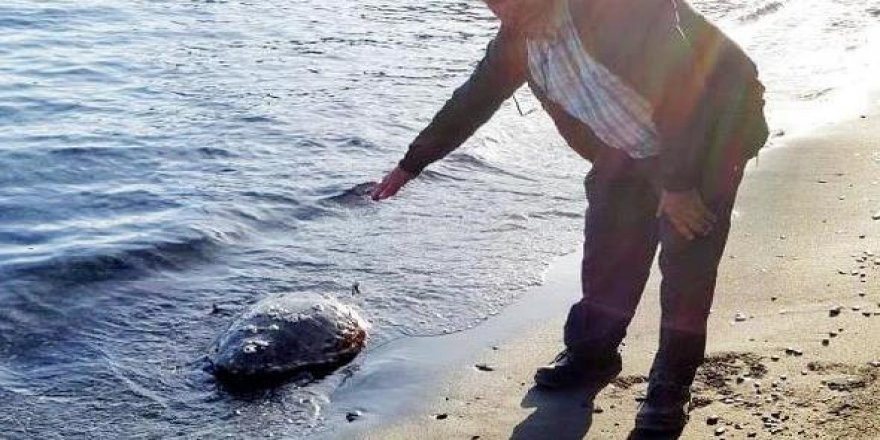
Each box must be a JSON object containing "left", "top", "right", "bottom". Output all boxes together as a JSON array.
[{"left": 371, "top": 26, "right": 527, "bottom": 200}]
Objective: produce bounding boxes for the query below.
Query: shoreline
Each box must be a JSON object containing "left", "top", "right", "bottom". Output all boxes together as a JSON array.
[
  {"left": 334, "top": 100, "right": 880, "bottom": 440},
  {"left": 319, "top": 251, "right": 585, "bottom": 439}
]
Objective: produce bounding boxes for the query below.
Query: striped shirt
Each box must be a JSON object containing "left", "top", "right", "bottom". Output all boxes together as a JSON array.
[{"left": 526, "top": 1, "right": 660, "bottom": 159}]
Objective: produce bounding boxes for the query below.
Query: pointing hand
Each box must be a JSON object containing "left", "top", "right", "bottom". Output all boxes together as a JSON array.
[{"left": 370, "top": 166, "right": 415, "bottom": 201}]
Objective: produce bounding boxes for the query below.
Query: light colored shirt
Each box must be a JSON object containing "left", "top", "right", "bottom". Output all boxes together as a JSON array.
[{"left": 526, "top": 1, "right": 660, "bottom": 159}]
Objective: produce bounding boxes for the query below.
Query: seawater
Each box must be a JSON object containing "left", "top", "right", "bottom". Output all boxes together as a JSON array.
[{"left": 0, "top": 0, "right": 877, "bottom": 438}]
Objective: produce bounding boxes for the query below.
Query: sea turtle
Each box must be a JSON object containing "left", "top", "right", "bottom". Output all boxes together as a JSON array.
[
  {"left": 323, "top": 181, "right": 377, "bottom": 205},
  {"left": 210, "top": 293, "right": 368, "bottom": 382}
]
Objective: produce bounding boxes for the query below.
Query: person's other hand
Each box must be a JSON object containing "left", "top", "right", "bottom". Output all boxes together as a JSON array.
[
  {"left": 370, "top": 166, "right": 415, "bottom": 201},
  {"left": 656, "top": 189, "right": 717, "bottom": 240}
]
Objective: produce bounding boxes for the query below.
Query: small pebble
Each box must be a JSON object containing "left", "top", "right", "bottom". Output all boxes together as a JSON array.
[
  {"left": 822, "top": 338, "right": 830, "bottom": 346},
  {"left": 475, "top": 363, "right": 495, "bottom": 372},
  {"left": 707, "top": 415, "right": 720, "bottom": 425},
  {"left": 346, "top": 411, "right": 362, "bottom": 422},
  {"left": 435, "top": 413, "right": 448, "bottom": 420}
]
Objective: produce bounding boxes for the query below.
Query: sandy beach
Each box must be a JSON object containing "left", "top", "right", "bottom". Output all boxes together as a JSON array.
[{"left": 347, "top": 103, "right": 880, "bottom": 440}]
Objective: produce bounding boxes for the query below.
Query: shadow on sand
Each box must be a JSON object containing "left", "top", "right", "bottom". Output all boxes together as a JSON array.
[
  {"left": 510, "top": 383, "right": 602, "bottom": 440},
  {"left": 510, "top": 382, "right": 683, "bottom": 440}
]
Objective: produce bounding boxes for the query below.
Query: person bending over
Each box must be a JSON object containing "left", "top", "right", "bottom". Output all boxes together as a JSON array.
[{"left": 371, "top": 0, "right": 768, "bottom": 436}]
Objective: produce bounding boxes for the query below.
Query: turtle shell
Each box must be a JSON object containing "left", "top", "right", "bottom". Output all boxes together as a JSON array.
[{"left": 211, "top": 294, "right": 367, "bottom": 379}]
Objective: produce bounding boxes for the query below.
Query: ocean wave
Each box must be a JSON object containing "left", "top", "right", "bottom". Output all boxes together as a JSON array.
[
  {"left": 443, "top": 151, "right": 539, "bottom": 181},
  {"left": 0, "top": 17, "right": 44, "bottom": 29},
  {"left": 797, "top": 87, "right": 834, "bottom": 100},
  {"left": 237, "top": 115, "right": 276, "bottom": 124},
  {"left": 529, "top": 209, "right": 583, "bottom": 220},
  {"left": 1, "top": 96, "right": 106, "bottom": 121},
  {"left": 45, "top": 144, "right": 145, "bottom": 158},
  {"left": 333, "top": 136, "right": 378, "bottom": 152},
  {"left": 238, "top": 190, "right": 301, "bottom": 206},
  {"left": 15, "top": 65, "right": 121, "bottom": 84},
  {"left": 737, "top": 1, "right": 787, "bottom": 23},
  {"left": 2, "top": 232, "right": 219, "bottom": 286},
  {"left": 194, "top": 146, "right": 236, "bottom": 159},
  {"left": 418, "top": 169, "right": 469, "bottom": 182}
]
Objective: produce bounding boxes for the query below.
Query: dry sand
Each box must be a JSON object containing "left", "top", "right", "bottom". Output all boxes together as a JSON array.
[{"left": 352, "top": 107, "right": 880, "bottom": 440}]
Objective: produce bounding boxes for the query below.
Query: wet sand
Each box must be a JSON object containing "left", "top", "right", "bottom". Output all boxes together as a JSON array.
[{"left": 352, "top": 105, "right": 880, "bottom": 440}]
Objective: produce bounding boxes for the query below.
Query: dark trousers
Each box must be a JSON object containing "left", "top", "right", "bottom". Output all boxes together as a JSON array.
[{"left": 563, "top": 144, "right": 745, "bottom": 387}]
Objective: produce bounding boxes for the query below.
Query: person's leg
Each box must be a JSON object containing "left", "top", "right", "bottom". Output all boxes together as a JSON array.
[
  {"left": 635, "top": 133, "right": 747, "bottom": 434},
  {"left": 631, "top": 81, "right": 765, "bottom": 436},
  {"left": 563, "top": 160, "right": 661, "bottom": 359},
  {"left": 537, "top": 149, "right": 660, "bottom": 389},
  {"left": 650, "top": 105, "right": 751, "bottom": 388},
  {"left": 650, "top": 189, "right": 738, "bottom": 385}
]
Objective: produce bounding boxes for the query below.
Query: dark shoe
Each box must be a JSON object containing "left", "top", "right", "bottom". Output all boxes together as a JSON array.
[
  {"left": 626, "top": 427, "right": 683, "bottom": 440},
  {"left": 631, "top": 382, "right": 691, "bottom": 437},
  {"left": 534, "top": 349, "right": 622, "bottom": 390}
]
